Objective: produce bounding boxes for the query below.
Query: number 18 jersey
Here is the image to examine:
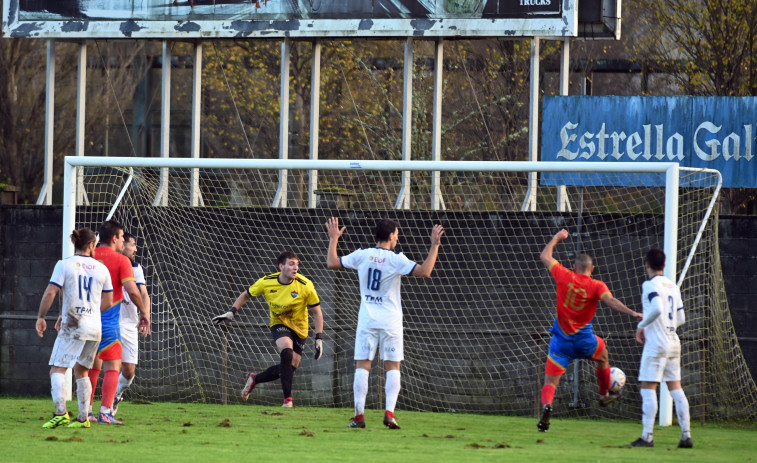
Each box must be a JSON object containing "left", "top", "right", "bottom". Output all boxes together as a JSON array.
[{"left": 341, "top": 248, "right": 417, "bottom": 329}]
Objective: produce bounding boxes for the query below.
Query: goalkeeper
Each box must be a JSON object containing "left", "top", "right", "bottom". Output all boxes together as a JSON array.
[{"left": 212, "top": 251, "right": 323, "bottom": 408}]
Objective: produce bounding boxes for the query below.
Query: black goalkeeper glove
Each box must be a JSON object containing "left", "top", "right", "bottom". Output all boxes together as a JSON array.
[
  {"left": 313, "top": 332, "right": 323, "bottom": 360},
  {"left": 212, "top": 309, "right": 236, "bottom": 325}
]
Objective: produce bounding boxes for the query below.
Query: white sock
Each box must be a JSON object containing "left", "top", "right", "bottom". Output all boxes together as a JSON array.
[
  {"left": 75, "top": 377, "right": 92, "bottom": 422},
  {"left": 50, "top": 372, "right": 67, "bottom": 415},
  {"left": 385, "top": 370, "right": 401, "bottom": 414},
  {"left": 116, "top": 373, "right": 133, "bottom": 399},
  {"left": 353, "top": 368, "right": 369, "bottom": 416},
  {"left": 670, "top": 388, "right": 691, "bottom": 439},
  {"left": 640, "top": 388, "right": 657, "bottom": 441}
]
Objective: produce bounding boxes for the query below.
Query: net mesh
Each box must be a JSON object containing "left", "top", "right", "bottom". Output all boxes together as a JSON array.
[{"left": 73, "top": 163, "right": 757, "bottom": 421}]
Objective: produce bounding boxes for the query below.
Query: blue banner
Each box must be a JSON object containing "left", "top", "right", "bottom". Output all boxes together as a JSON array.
[{"left": 541, "top": 96, "right": 757, "bottom": 188}]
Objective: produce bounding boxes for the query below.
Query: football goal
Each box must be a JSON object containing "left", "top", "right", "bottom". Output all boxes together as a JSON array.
[{"left": 62, "top": 156, "right": 757, "bottom": 422}]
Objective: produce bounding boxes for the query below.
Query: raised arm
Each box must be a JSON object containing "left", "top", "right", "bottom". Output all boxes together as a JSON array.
[
  {"left": 326, "top": 217, "right": 346, "bottom": 270},
  {"left": 411, "top": 224, "right": 445, "bottom": 278},
  {"left": 540, "top": 229, "right": 569, "bottom": 268}
]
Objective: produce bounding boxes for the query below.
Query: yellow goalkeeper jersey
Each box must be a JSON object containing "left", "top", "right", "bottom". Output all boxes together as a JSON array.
[{"left": 247, "top": 272, "right": 320, "bottom": 339}]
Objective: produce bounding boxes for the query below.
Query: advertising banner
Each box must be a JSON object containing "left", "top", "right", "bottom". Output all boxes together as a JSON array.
[
  {"left": 541, "top": 96, "right": 757, "bottom": 188},
  {"left": 3, "top": 0, "right": 576, "bottom": 39}
]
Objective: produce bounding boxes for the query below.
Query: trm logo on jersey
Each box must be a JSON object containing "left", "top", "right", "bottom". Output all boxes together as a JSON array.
[
  {"left": 291, "top": 291, "right": 298, "bottom": 298},
  {"left": 364, "top": 295, "right": 384, "bottom": 304},
  {"left": 75, "top": 306, "right": 93, "bottom": 315}
]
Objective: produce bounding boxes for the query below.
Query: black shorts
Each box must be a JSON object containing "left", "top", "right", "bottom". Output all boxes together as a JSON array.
[{"left": 270, "top": 324, "right": 306, "bottom": 355}]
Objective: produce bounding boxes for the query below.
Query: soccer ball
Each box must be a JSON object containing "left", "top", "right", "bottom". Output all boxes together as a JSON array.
[{"left": 610, "top": 367, "right": 626, "bottom": 392}]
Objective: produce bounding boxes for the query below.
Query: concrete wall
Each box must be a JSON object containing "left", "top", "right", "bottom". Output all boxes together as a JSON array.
[{"left": 1, "top": 206, "right": 755, "bottom": 405}]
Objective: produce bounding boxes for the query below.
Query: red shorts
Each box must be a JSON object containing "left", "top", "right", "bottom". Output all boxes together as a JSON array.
[{"left": 98, "top": 342, "right": 123, "bottom": 361}]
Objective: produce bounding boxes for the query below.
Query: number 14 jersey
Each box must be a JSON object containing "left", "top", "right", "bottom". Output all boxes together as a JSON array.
[
  {"left": 49, "top": 255, "right": 113, "bottom": 342},
  {"left": 341, "top": 248, "right": 418, "bottom": 329}
]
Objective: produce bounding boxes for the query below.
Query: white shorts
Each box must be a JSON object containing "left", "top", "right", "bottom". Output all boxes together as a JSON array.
[
  {"left": 638, "top": 353, "right": 681, "bottom": 383},
  {"left": 121, "top": 328, "right": 139, "bottom": 365},
  {"left": 354, "top": 325, "right": 403, "bottom": 362},
  {"left": 49, "top": 336, "right": 99, "bottom": 369}
]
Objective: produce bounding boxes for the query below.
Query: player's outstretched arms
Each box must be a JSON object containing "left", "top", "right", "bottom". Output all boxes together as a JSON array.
[
  {"left": 412, "top": 224, "right": 444, "bottom": 278},
  {"left": 326, "top": 217, "right": 346, "bottom": 270},
  {"left": 540, "top": 229, "right": 569, "bottom": 268}
]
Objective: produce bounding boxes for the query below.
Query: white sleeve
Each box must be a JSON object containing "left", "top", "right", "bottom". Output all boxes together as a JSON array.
[
  {"left": 395, "top": 252, "right": 418, "bottom": 275},
  {"left": 49, "top": 260, "right": 65, "bottom": 287},
  {"left": 341, "top": 249, "right": 362, "bottom": 270},
  {"left": 674, "top": 289, "right": 685, "bottom": 328},
  {"left": 134, "top": 264, "right": 146, "bottom": 285},
  {"left": 638, "top": 282, "right": 662, "bottom": 329},
  {"left": 101, "top": 266, "right": 114, "bottom": 293}
]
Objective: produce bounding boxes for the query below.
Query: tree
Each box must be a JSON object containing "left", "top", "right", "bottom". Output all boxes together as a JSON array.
[{"left": 0, "top": 39, "right": 146, "bottom": 204}]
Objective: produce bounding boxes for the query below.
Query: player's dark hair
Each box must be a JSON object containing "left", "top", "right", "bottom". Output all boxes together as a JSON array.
[
  {"left": 70, "top": 227, "right": 97, "bottom": 251},
  {"left": 124, "top": 233, "right": 136, "bottom": 244},
  {"left": 375, "top": 219, "right": 398, "bottom": 242},
  {"left": 278, "top": 251, "right": 299, "bottom": 266},
  {"left": 574, "top": 253, "right": 593, "bottom": 273},
  {"left": 645, "top": 248, "right": 666, "bottom": 271},
  {"left": 98, "top": 219, "right": 124, "bottom": 246}
]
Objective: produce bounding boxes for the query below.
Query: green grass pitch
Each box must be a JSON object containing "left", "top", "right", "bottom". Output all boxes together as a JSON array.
[{"left": 2, "top": 397, "right": 755, "bottom": 462}]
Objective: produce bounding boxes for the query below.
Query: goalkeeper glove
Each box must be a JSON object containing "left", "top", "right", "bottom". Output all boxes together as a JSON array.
[
  {"left": 212, "top": 310, "right": 235, "bottom": 325},
  {"left": 313, "top": 332, "right": 323, "bottom": 360}
]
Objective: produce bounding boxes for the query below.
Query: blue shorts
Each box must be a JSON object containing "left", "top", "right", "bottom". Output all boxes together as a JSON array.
[
  {"left": 99, "top": 304, "right": 122, "bottom": 353},
  {"left": 546, "top": 329, "right": 605, "bottom": 375}
]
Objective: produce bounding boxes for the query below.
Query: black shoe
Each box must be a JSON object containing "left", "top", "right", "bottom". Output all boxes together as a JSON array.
[
  {"left": 537, "top": 404, "right": 552, "bottom": 432},
  {"left": 383, "top": 413, "right": 400, "bottom": 429},
  {"left": 678, "top": 437, "right": 693, "bottom": 448},
  {"left": 630, "top": 437, "right": 654, "bottom": 447},
  {"left": 599, "top": 390, "right": 622, "bottom": 407},
  {"left": 346, "top": 417, "right": 366, "bottom": 428}
]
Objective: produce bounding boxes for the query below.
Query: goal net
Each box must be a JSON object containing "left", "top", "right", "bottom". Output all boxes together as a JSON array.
[{"left": 65, "top": 157, "right": 757, "bottom": 422}]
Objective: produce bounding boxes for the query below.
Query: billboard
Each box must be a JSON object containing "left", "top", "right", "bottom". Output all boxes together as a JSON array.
[
  {"left": 541, "top": 96, "right": 757, "bottom": 188},
  {"left": 3, "top": 0, "right": 577, "bottom": 39}
]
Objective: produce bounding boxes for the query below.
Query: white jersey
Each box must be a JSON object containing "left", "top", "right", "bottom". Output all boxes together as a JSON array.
[
  {"left": 639, "top": 274, "right": 685, "bottom": 357},
  {"left": 341, "top": 247, "right": 417, "bottom": 329},
  {"left": 49, "top": 255, "right": 113, "bottom": 342},
  {"left": 120, "top": 261, "right": 145, "bottom": 330}
]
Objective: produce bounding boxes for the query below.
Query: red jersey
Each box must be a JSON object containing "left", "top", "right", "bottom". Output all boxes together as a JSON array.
[
  {"left": 94, "top": 246, "right": 135, "bottom": 306},
  {"left": 549, "top": 260, "right": 610, "bottom": 336}
]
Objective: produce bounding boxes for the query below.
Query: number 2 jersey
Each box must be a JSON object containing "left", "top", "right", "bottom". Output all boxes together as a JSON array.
[
  {"left": 548, "top": 260, "right": 611, "bottom": 338},
  {"left": 340, "top": 248, "right": 418, "bottom": 330},
  {"left": 639, "top": 274, "right": 685, "bottom": 357},
  {"left": 49, "top": 255, "right": 113, "bottom": 342}
]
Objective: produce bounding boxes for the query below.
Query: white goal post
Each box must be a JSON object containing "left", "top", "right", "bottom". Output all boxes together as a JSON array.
[{"left": 61, "top": 156, "right": 752, "bottom": 424}]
